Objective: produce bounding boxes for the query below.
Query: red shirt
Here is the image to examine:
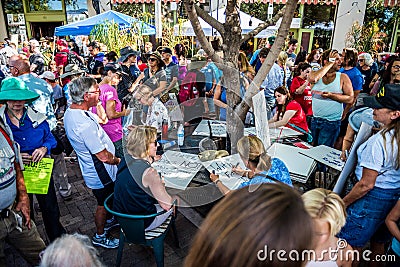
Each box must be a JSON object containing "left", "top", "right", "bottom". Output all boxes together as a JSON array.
[
  {"left": 286, "top": 100, "right": 309, "bottom": 132},
  {"left": 290, "top": 76, "right": 313, "bottom": 116},
  {"left": 54, "top": 48, "right": 70, "bottom": 67}
]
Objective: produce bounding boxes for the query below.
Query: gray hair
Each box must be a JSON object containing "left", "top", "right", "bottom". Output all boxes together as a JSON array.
[
  {"left": 69, "top": 77, "right": 97, "bottom": 104},
  {"left": 360, "top": 53, "right": 374, "bottom": 67},
  {"left": 39, "top": 233, "right": 104, "bottom": 267}
]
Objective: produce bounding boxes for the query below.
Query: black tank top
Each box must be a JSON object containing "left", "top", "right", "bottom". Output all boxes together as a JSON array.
[{"left": 113, "top": 156, "right": 157, "bottom": 227}]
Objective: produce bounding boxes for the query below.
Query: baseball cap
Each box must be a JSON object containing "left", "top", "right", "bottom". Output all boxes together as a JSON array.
[
  {"left": 39, "top": 71, "right": 56, "bottom": 81},
  {"left": 160, "top": 47, "right": 173, "bottom": 55},
  {"left": 364, "top": 84, "right": 400, "bottom": 111},
  {"left": 268, "top": 36, "right": 276, "bottom": 46}
]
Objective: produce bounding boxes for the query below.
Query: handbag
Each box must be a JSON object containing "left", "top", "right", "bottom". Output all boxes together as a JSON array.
[{"left": 51, "top": 125, "right": 73, "bottom": 156}]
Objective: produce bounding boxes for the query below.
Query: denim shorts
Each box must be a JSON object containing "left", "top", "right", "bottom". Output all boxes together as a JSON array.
[
  {"left": 338, "top": 186, "right": 400, "bottom": 248},
  {"left": 311, "top": 117, "right": 341, "bottom": 147}
]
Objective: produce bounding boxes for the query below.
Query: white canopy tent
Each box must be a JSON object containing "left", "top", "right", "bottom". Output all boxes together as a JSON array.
[{"left": 173, "top": 8, "right": 277, "bottom": 38}]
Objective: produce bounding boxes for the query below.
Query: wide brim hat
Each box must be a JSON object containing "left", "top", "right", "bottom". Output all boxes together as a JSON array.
[
  {"left": 0, "top": 77, "right": 40, "bottom": 104},
  {"left": 364, "top": 83, "right": 400, "bottom": 111},
  {"left": 60, "top": 64, "right": 86, "bottom": 79},
  {"left": 147, "top": 51, "right": 165, "bottom": 68},
  {"left": 118, "top": 46, "right": 139, "bottom": 63}
]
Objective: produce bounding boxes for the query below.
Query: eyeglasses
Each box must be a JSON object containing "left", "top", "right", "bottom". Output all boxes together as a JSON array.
[
  {"left": 148, "top": 58, "right": 157, "bottom": 62},
  {"left": 393, "top": 65, "right": 400, "bottom": 70}
]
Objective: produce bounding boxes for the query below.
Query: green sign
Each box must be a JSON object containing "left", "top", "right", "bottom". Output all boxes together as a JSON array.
[{"left": 23, "top": 158, "right": 54, "bottom": 194}]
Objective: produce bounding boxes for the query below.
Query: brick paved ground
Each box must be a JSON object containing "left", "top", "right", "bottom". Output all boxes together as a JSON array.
[{"left": 5, "top": 159, "right": 198, "bottom": 267}]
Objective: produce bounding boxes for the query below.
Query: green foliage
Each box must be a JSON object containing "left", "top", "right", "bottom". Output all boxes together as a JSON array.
[
  {"left": 2, "top": 0, "right": 23, "bottom": 14},
  {"left": 90, "top": 20, "right": 142, "bottom": 55},
  {"left": 345, "top": 20, "right": 380, "bottom": 53}
]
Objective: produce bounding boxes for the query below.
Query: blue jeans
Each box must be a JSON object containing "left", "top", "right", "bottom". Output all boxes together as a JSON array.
[
  {"left": 265, "top": 96, "right": 275, "bottom": 120},
  {"left": 338, "top": 186, "right": 400, "bottom": 248},
  {"left": 311, "top": 117, "right": 341, "bottom": 147}
]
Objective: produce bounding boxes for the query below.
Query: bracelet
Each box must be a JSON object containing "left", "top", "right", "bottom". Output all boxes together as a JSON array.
[
  {"left": 214, "top": 179, "right": 221, "bottom": 185},
  {"left": 329, "top": 58, "right": 335, "bottom": 63}
]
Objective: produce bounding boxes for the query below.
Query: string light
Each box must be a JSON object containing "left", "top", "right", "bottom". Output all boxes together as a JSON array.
[{"left": 337, "top": 1, "right": 364, "bottom": 18}]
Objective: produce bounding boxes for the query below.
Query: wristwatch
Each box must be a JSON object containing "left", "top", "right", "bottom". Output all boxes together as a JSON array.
[{"left": 214, "top": 179, "right": 221, "bottom": 185}]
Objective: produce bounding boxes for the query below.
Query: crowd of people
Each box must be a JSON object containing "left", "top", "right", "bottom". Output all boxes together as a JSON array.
[{"left": 0, "top": 34, "right": 399, "bottom": 267}]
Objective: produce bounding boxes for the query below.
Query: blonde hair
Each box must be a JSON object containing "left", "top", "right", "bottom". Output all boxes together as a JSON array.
[
  {"left": 302, "top": 188, "right": 346, "bottom": 236},
  {"left": 126, "top": 125, "right": 157, "bottom": 158},
  {"left": 277, "top": 51, "right": 288, "bottom": 65},
  {"left": 99, "top": 76, "right": 111, "bottom": 85},
  {"left": 237, "top": 136, "right": 271, "bottom": 172}
]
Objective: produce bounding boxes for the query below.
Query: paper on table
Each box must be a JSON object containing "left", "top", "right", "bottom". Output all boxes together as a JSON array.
[
  {"left": 267, "top": 143, "right": 315, "bottom": 178},
  {"left": 152, "top": 150, "right": 202, "bottom": 190},
  {"left": 300, "top": 145, "right": 344, "bottom": 171},
  {"left": 202, "top": 154, "right": 248, "bottom": 190},
  {"left": 192, "top": 120, "right": 227, "bottom": 137},
  {"left": 23, "top": 158, "right": 54, "bottom": 194}
]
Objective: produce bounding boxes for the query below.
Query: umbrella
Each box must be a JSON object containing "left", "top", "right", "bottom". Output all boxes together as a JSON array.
[{"left": 55, "top": 10, "right": 155, "bottom": 36}]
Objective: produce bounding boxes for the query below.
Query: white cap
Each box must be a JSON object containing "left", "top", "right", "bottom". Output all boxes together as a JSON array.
[{"left": 39, "top": 71, "right": 56, "bottom": 80}]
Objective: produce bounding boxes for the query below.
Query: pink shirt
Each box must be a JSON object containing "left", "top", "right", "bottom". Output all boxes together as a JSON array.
[{"left": 91, "top": 84, "right": 122, "bottom": 142}]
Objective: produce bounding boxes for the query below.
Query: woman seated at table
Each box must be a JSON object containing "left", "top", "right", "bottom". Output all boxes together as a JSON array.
[
  {"left": 268, "top": 86, "right": 310, "bottom": 140},
  {"left": 113, "top": 125, "right": 175, "bottom": 230},
  {"left": 210, "top": 135, "right": 292, "bottom": 195},
  {"left": 125, "top": 84, "right": 170, "bottom": 134}
]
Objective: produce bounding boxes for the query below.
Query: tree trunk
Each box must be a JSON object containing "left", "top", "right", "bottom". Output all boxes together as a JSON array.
[{"left": 184, "top": 0, "right": 298, "bottom": 153}]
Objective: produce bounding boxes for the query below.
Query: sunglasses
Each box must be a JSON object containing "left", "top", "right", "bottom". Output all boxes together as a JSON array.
[
  {"left": 393, "top": 65, "right": 400, "bottom": 70},
  {"left": 358, "top": 59, "right": 365, "bottom": 62},
  {"left": 153, "top": 140, "right": 158, "bottom": 146},
  {"left": 148, "top": 58, "right": 157, "bottom": 62}
]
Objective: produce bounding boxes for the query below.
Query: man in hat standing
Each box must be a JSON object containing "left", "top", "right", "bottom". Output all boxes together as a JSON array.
[
  {"left": 64, "top": 77, "right": 120, "bottom": 249},
  {"left": 8, "top": 55, "right": 73, "bottom": 199},
  {"left": 28, "top": 39, "right": 45, "bottom": 76},
  {"left": 0, "top": 77, "right": 66, "bottom": 242},
  {"left": 161, "top": 47, "right": 179, "bottom": 95},
  {"left": 117, "top": 46, "right": 139, "bottom": 105},
  {"left": 87, "top": 41, "right": 104, "bottom": 82},
  {"left": 250, "top": 35, "right": 275, "bottom": 74},
  {"left": 0, "top": 78, "right": 46, "bottom": 265}
]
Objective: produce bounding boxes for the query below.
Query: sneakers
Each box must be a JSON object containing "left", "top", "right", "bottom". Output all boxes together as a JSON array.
[
  {"left": 92, "top": 234, "right": 119, "bottom": 249},
  {"left": 59, "top": 183, "right": 72, "bottom": 199},
  {"left": 104, "top": 216, "right": 119, "bottom": 231}
]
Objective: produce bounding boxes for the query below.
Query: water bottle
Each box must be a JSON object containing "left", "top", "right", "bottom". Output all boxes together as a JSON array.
[
  {"left": 162, "top": 119, "right": 168, "bottom": 140},
  {"left": 177, "top": 124, "right": 184, "bottom": 146}
]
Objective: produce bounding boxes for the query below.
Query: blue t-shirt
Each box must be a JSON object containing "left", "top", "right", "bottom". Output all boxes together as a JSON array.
[
  {"left": 238, "top": 158, "right": 292, "bottom": 189},
  {"left": 391, "top": 199, "right": 400, "bottom": 256},
  {"left": 340, "top": 67, "right": 363, "bottom": 91}
]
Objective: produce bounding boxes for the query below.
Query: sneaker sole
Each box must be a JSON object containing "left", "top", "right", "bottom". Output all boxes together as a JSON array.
[{"left": 92, "top": 240, "right": 119, "bottom": 249}]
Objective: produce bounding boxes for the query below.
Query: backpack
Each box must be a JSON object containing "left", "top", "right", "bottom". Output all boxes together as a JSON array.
[
  {"left": 201, "top": 66, "right": 215, "bottom": 93},
  {"left": 62, "top": 51, "right": 85, "bottom": 69},
  {"left": 179, "top": 71, "right": 199, "bottom": 107}
]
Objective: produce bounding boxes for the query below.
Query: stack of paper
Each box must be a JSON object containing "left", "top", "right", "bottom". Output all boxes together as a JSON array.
[{"left": 267, "top": 143, "right": 316, "bottom": 183}]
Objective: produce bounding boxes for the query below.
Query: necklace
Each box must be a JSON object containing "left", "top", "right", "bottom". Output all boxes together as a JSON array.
[{"left": 7, "top": 108, "right": 28, "bottom": 127}]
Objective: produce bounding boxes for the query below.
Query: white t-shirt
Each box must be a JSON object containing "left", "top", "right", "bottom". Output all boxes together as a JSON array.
[
  {"left": 355, "top": 129, "right": 400, "bottom": 189},
  {"left": 64, "top": 109, "right": 117, "bottom": 189}
]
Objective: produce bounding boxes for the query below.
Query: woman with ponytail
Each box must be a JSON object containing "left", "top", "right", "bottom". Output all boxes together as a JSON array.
[{"left": 209, "top": 136, "right": 292, "bottom": 195}]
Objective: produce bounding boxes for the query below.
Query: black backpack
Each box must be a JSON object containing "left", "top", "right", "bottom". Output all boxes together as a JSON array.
[{"left": 62, "top": 51, "right": 86, "bottom": 70}]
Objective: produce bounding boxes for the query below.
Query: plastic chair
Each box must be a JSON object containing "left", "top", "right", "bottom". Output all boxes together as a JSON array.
[{"left": 104, "top": 193, "right": 179, "bottom": 267}]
